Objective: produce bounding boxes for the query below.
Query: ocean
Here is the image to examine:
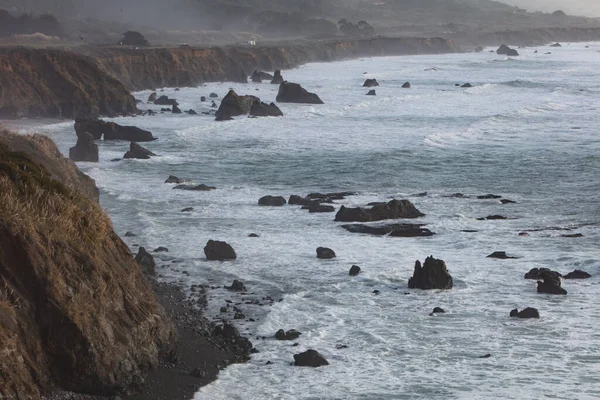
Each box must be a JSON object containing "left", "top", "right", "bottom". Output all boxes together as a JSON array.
[{"left": 23, "top": 42, "right": 600, "bottom": 399}]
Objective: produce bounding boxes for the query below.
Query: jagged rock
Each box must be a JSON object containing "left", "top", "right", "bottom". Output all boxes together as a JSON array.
[
  {"left": 366, "top": 90, "right": 376, "bottom": 96},
  {"left": 135, "top": 247, "right": 156, "bottom": 275},
  {"left": 335, "top": 199, "right": 424, "bottom": 222},
  {"left": 124, "top": 142, "right": 156, "bottom": 159},
  {"left": 407, "top": 256, "right": 453, "bottom": 290},
  {"left": 215, "top": 90, "right": 260, "bottom": 121},
  {"left": 363, "top": 79, "right": 379, "bottom": 87},
  {"left": 510, "top": 308, "right": 539, "bottom": 318},
  {"left": 225, "top": 280, "right": 246, "bottom": 292},
  {"left": 204, "top": 240, "right": 237, "bottom": 261},
  {"left": 258, "top": 195, "right": 286, "bottom": 206},
  {"left": 271, "top": 70, "right": 284, "bottom": 84},
  {"left": 275, "top": 329, "right": 302, "bottom": 340},
  {"left": 69, "top": 132, "right": 98, "bottom": 162},
  {"left": 153, "top": 95, "right": 178, "bottom": 106},
  {"left": 349, "top": 265, "right": 361, "bottom": 276},
  {"left": 276, "top": 82, "right": 323, "bottom": 104},
  {"left": 341, "top": 223, "right": 435, "bottom": 237},
  {"left": 402, "top": 82, "right": 411, "bottom": 88},
  {"left": 316, "top": 247, "right": 336, "bottom": 259},
  {"left": 250, "top": 102, "right": 283, "bottom": 117},
  {"left": 171, "top": 104, "right": 182, "bottom": 114},
  {"left": 75, "top": 119, "right": 155, "bottom": 142},
  {"left": 173, "top": 184, "right": 216, "bottom": 191},
  {"left": 293, "top": 350, "right": 329, "bottom": 367},
  {"left": 537, "top": 270, "right": 567, "bottom": 295},
  {"left": 147, "top": 92, "right": 157, "bottom": 102},
  {"left": 563, "top": 270, "right": 591, "bottom": 279},
  {"left": 524, "top": 268, "right": 561, "bottom": 280},
  {"left": 486, "top": 251, "right": 518, "bottom": 259}
]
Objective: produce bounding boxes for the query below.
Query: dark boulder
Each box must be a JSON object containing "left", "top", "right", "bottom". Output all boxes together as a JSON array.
[
  {"left": 173, "top": 184, "right": 216, "bottom": 191},
  {"left": 363, "top": 79, "right": 379, "bottom": 87},
  {"left": 407, "top": 256, "right": 453, "bottom": 290},
  {"left": 124, "top": 231, "right": 137, "bottom": 237},
  {"left": 307, "top": 192, "right": 355, "bottom": 201},
  {"left": 510, "top": 308, "right": 539, "bottom": 318},
  {"left": 200, "top": 96, "right": 206, "bottom": 102},
  {"left": 147, "top": 92, "right": 157, "bottom": 102},
  {"left": 181, "top": 207, "right": 194, "bottom": 212},
  {"left": 316, "top": 247, "right": 336, "bottom": 259},
  {"left": 486, "top": 251, "right": 518, "bottom": 259},
  {"left": 524, "top": 268, "right": 561, "bottom": 280},
  {"left": 402, "top": 82, "right": 411, "bottom": 88},
  {"left": 305, "top": 205, "right": 336, "bottom": 213},
  {"left": 251, "top": 70, "right": 274, "bottom": 82},
  {"left": 550, "top": 42, "right": 562, "bottom": 47},
  {"left": 349, "top": 265, "right": 361, "bottom": 276},
  {"left": 134, "top": 247, "right": 155, "bottom": 275},
  {"left": 563, "top": 270, "right": 591, "bottom": 279},
  {"left": 204, "top": 240, "right": 237, "bottom": 261},
  {"left": 431, "top": 307, "right": 445, "bottom": 314},
  {"left": 537, "top": 270, "right": 567, "bottom": 295},
  {"left": 124, "top": 142, "right": 156, "bottom": 159},
  {"left": 250, "top": 102, "right": 283, "bottom": 117},
  {"left": 258, "top": 195, "right": 286, "bottom": 206},
  {"left": 477, "top": 194, "right": 502, "bottom": 199},
  {"left": 497, "top": 44, "right": 513, "bottom": 55},
  {"left": 153, "top": 247, "right": 168, "bottom": 253},
  {"left": 275, "top": 329, "right": 302, "bottom": 340},
  {"left": 507, "top": 49, "right": 519, "bottom": 56},
  {"left": 172, "top": 104, "right": 182, "bottom": 114},
  {"left": 276, "top": 82, "right": 323, "bottom": 104},
  {"left": 165, "top": 175, "right": 188, "bottom": 184},
  {"left": 461, "top": 83, "right": 472, "bottom": 88},
  {"left": 270, "top": 70, "right": 284, "bottom": 85},
  {"left": 341, "top": 223, "right": 434, "bottom": 237},
  {"left": 366, "top": 90, "right": 376, "bottom": 96},
  {"left": 225, "top": 280, "right": 246, "bottom": 292},
  {"left": 248, "top": 233, "right": 259, "bottom": 238},
  {"left": 335, "top": 199, "right": 424, "bottom": 222},
  {"left": 154, "top": 95, "right": 178, "bottom": 106},
  {"left": 293, "top": 350, "right": 329, "bottom": 367},
  {"left": 501, "top": 199, "right": 516, "bottom": 204},
  {"left": 75, "top": 119, "right": 155, "bottom": 142},
  {"left": 477, "top": 215, "right": 508, "bottom": 220},
  {"left": 289, "top": 195, "right": 314, "bottom": 206},
  {"left": 209, "top": 93, "right": 219, "bottom": 98},
  {"left": 215, "top": 90, "right": 260, "bottom": 121},
  {"left": 69, "top": 132, "right": 98, "bottom": 162}
]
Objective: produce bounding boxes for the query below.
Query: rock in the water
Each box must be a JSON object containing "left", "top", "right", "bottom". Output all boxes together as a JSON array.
[
  {"left": 209, "top": 93, "right": 219, "bottom": 98},
  {"left": 316, "top": 247, "right": 336, "bottom": 259},
  {"left": 563, "top": 270, "right": 591, "bottom": 279},
  {"left": 487, "top": 251, "right": 518, "bottom": 259},
  {"left": 249, "top": 102, "right": 283, "bottom": 117},
  {"left": 181, "top": 207, "right": 194, "bottom": 212},
  {"left": 510, "top": 307, "right": 540, "bottom": 318},
  {"left": 204, "top": 240, "right": 237, "bottom": 261},
  {"left": 248, "top": 233, "right": 259, "bottom": 237},
  {"left": 153, "top": 247, "right": 168, "bottom": 253},
  {"left": 215, "top": 90, "right": 260, "bottom": 121},
  {"left": 477, "top": 215, "right": 508, "bottom": 220},
  {"left": 550, "top": 42, "right": 562, "bottom": 47},
  {"left": 537, "top": 270, "right": 567, "bottom": 295},
  {"left": 349, "top": 265, "right": 361, "bottom": 276},
  {"left": 335, "top": 199, "right": 424, "bottom": 222},
  {"left": 148, "top": 92, "right": 157, "bottom": 102},
  {"left": 524, "top": 268, "right": 561, "bottom": 280},
  {"left": 501, "top": 199, "right": 516, "bottom": 204},
  {"left": 173, "top": 184, "right": 216, "bottom": 191},
  {"left": 69, "top": 131, "right": 98, "bottom": 162},
  {"left": 165, "top": 175, "right": 188, "bottom": 184},
  {"left": 363, "top": 79, "right": 379, "bottom": 87},
  {"left": 366, "top": 90, "right": 376, "bottom": 96},
  {"left": 407, "top": 256, "right": 453, "bottom": 290},
  {"left": 135, "top": 247, "right": 156, "bottom": 275},
  {"left": 477, "top": 194, "right": 502, "bottom": 199},
  {"left": 293, "top": 349, "right": 329, "bottom": 367},
  {"left": 172, "top": 104, "right": 182, "bottom": 114},
  {"left": 461, "top": 83, "right": 472, "bottom": 88},
  {"left": 307, "top": 191, "right": 355, "bottom": 201},
  {"left": 154, "top": 95, "right": 178, "bottom": 106},
  {"left": 402, "top": 81, "right": 411, "bottom": 88},
  {"left": 251, "top": 70, "right": 274, "bottom": 82},
  {"left": 124, "top": 231, "right": 137, "bottom": 237},
  {"left": 431, "top": 307, "right": 445, "bottom": 314},
  {"left": 124, "top": 142, "right": 156, "bottom": 159},
  {"left": 75, "top": 119, "right": 155, "bottom": 142},
  {"left": 271, "top": 70, "right": 284, "bottom": 85},
  {"left": 305, "top": 205, "right": 336, "bottom": 213},
  {"left": 497, "top": 44, "right": 518, "bottom": 56},
  {"left": 275, "top": 329, "right": 302, "bottom": 340},
  {"left": 200, "top": 96, "right": 206, "bottom": 102},
  {"left": 225, "top": 280, "right": 246, "bottom": 292},
  {"left": 258, "top": 195, "right": 287, "bottom": 206},
  {"left": 276, "top": 82, "right": 323, "bottom": 104},
  {"left": 341, "top": 223, "right": 435, "bottom": 237},
  {"left": 288, "top": 195, "right": 316, "bottom": 206}
]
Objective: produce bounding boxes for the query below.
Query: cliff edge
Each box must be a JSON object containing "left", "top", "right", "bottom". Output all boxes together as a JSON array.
[{"left": 0, "top": 128, "right": 177, "bottom": 398}]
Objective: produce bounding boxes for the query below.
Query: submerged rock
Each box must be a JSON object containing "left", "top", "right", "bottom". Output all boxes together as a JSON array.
[
  {"left": 225, "top": 280, "right": 246, "bottom": 292},
  {"left": 258, "top": 195, "right": 286, "bottom": 206},
  {"left": 316, "top": 247, "right": 336, "bottom": 259},
  {"left": 123, "top": 142, "right": 156, "bottom": 159},
  {"left": 173, "top": 184, "right": 216, "bottom": 191},
  {"left": 341, "top": 223, "right": 434, "bottom": 237},
  {"left": 275, "top": 329, "right": 302, "bottom": 340},
  {"left": 293, "top": 350, "right": 329, "bottom": 367},
  {"left": 510, "top": 307, "right": 540, "bottom": 318},
  {"left": 407, "top": 256, "right": 453, "bottom": 290},
  {"left": 165, "top": 175, "right": 189, "bottom": 184},
  {"left": 524, "top": 268, "right": 561, "bottom": 280},
  {"left": 487, "top": 251, "right": 518, "bottom": 259},
  {"left": 563, "top": 270, "right": 591, "bottom": 279},
  {"left": 204, "top": 240, "right": 237, "bottom": 261},
  {"left": 335, "top": 199, "right": 424, "bottom": 222},
  {"left": 276, "top": 81, "right": 323, "bottom": 104},
  {"left": 402, "top": 82, "right": 411, "bottom": 88}
]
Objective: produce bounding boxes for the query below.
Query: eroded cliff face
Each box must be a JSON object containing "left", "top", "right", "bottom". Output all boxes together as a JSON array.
[
  {"left": 0, "top": 48, "right": 137, "bottom": 119},
  {"left": 0, "top": 129, "right": 177, "bottom": 398},
  {"left": 85, "top": 37, "right": 458, "bottom": 91}
]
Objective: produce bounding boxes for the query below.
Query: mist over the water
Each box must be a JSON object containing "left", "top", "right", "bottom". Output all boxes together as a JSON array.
[{"left": 494, "top": 0, "right": 600, "bottom": 16}]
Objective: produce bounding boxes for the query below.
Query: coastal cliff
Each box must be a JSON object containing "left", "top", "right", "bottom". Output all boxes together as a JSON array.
[
  {"left": 84, "top": 36, "right": 458, "bottom": 91},
  {"left": 0, "top": 48, "right": 136, "bottom": 119},
  {"left": 0, "top": 129, "right": 177, "bottom": 397}
]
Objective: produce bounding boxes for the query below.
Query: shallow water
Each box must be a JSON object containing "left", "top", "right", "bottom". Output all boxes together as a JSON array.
[{"left": 19, "top": 42, "right": 600, "bottom": 399}]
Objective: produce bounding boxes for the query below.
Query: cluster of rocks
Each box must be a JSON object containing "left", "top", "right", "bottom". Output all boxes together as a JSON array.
[
  {"left": 250, "top": 69, "right": 284, "bottom": 84},
  {"left": 215, "top": 89, "right": 283, "bottom": 121}
]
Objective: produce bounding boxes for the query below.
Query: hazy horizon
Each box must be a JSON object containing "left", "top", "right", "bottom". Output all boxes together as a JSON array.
[{"left": 499, "top": 0, "right": 600, "bottom": 17}]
